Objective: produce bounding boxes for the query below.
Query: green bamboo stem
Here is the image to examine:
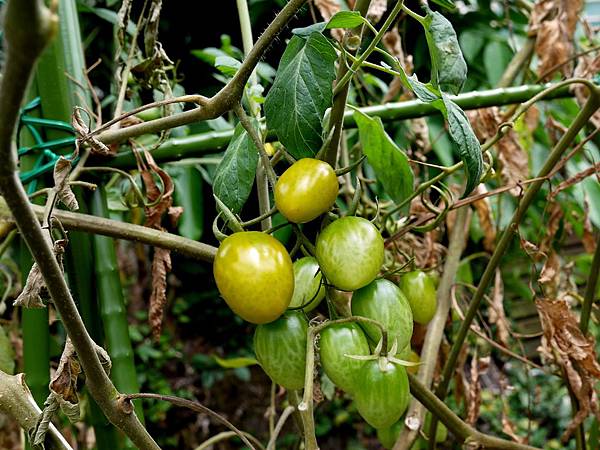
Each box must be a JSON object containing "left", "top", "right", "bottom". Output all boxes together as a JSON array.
[
  {"left": 434, "top": 87, "right": 600, "bottom": 410},
  {"left": 91, "top": 187, "right": 143, "bottom": 422},
  {"left": 103, "top": 83, "right": 573, "bottom": 168}
]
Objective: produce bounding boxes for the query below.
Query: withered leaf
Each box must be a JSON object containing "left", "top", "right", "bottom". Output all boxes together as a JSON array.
[
  {"left": 14, "top": 264, "right": 45, "bottom": 308},
  {"left": 489, "top": 269, "right": 510, "bottom": 348},
  {"left": 150, "top": 247, "right": 171, "bottom": 341},
  {"left": 538, "top": 251, "right": 560, "bottom": 297},
  {"left": 53, "top": 157, "right": 78, "bottom": 211},
  {"left": 367, "top": 0, "right": 387, "bottom": 23},
  {"left": 535, "top": 298, "right": 600, "bottom": 441},
  {"left": 529, "top": 0, "right": 584, "bottom": 79},
  {"left": 473, "top": 184, "right": 496, "bottom": 252}
]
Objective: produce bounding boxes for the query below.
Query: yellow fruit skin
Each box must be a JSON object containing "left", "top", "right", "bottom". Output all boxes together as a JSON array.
[
  {"left": 274, "top": 158, "right": 339, "bottom": 223},
  {"left": 213, "top": 232, "right": 294, "bottom": 324}
]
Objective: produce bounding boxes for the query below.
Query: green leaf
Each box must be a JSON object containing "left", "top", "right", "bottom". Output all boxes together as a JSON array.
[
  {"left": 326, "top": 11, "right": 366, "bottom": 29},
  {"left": 440, "top": 95, "right": 483, "bottom": 195},
  {"left": 483, "top": 40, "right": 513, "bottom": 87},
  {"left": 0, "top": 325, "right": 15, "bottom": 374},
  {"left": 353, "top": 110, "right": 414, "bottom": 209},
  {"left": 395, "top": 71, "right": 482, "bottom": 196},
  {"left": 430, "top": 0, "right": 457, "bottom": 11},
  {"left": 213, "top": 355, "right": 259, "bottom": 369},
  {"left": 212, "top": 122, "right": 259, "bottom": 213},
  {"left": 215, "top": 55, "right": 241, "bottom": 77},
  {"left": 292, "top": 22, "right": 327, "bottom": 37},
  {"left": 264, "top": 32, "right": 337, "bottom": 159},
  {"left": 423, "top": 9, "right": 467, "bottom": 94}
]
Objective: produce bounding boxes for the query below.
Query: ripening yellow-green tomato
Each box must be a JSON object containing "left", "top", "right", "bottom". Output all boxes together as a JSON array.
[
  {"left": 288, "top": 257, "right": 326, "bottom": 312},
  {"left": 274, "top": 158, "right": 339, "bottom": 223},
  {"left": 213, "top": 231, "right": 294, "bottom": 324}
]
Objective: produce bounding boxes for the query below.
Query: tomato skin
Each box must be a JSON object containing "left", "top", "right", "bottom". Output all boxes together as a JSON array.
[
  {"left": 351, "top": 279, "right": 413, "bottom": 352},
  {"left": 354, "top": 358, "right": 410, "bottom": 429},
  {"left": 213, "top": 231, "right": 294, "bottom": 324},
  {"left": 399, "top": 271, "right": 437, "bottom": 325},
  {"left": 316, "top": 216, "right": 384, "bottom": 291},
  {"left": 288, "top": 257, "right": 325, "bottom": 312},
  {"left": 254, "top": 312, "right": 308, "bottom": 389},
  {"left": 319, "top": 323, "right": 370, "bottom": 394},
  {"left": 275, "top": 158, "right": 339, "bottom": 223}
]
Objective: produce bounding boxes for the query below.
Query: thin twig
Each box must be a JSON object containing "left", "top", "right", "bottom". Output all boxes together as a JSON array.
[{"left": 122, "top": 393, "right": 258, "bottom": 450}]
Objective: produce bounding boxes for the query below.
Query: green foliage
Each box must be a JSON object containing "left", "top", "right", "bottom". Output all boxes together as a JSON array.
[
  {"left": 212, "top": 122, "right": 260, "bottom": 214},
  {"left": 353, "top": 109, "right": 414, "bottom": 208},
  {"left": 264, "top": 31, "right": 337, "bottom": 158}
]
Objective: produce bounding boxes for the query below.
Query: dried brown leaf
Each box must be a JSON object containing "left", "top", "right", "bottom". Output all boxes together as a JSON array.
[
  {"left": 367, "top": 0, "right": 387, "bottom": 23},
  {"left": 535, "top": 297, "right": 600, "bottom": 441},
  {"left": 529, "top": 0, "right": 584, "bottom": 79},
  {"left": 539, "top": 201, "right": 563, "bottom": 255},
  {"left": 499, "top": 373, "right": 527, "bottom": 444},
  {"left": 473, "top": 184, "right": 496, "bottom": 252},
  {"left": 50, "top": 340, "right": 80, "bottom": 406},
  {"left": 168, "top": 206, "right": 184, "bottom": 228},
  {"left": 72, "top": 109, "right": 111, "bottom": 156},
  {"left": 538, "top": 251, "right": 560, "bottom": 297},
  {"left": 550, "top": 162, "right": 600, "bottom": 200},
  {"left": 489, "top": 269, "right": 510, "bottom": 348},
  {"left": 150, "top": 247, "right": 171, "bottom": 341},
  {"left": 313, "top": 0, "right": 339, "bottom": 20},
  {"left": 464, "top": 351, "right": 490, "bottom": 425},
  {"left": 53, "top": 157, "right": 78, "bottom": 211},
  {"left": 466, "top": 107, "right": 528, "bottom": 195},
  {"left": 14, "top": 264, "right": 45, "bottom": 308},
  {"left": 139, "top": 151, "right": 175, "bottom": 229},
  {"left": 573, "top": 53, "right": 600, "bottom": 128}
]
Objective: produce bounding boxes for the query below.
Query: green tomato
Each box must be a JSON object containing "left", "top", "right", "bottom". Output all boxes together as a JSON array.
[
  {"left": 351, "top": 279, "right": 413, "bottom": 352},
  {"left": 377, "top": 421, "right": 403, "bottom": 449},
  {"left": 288, "top": 257, "right": 325, "bottom": 312},
  {"left": 399, "top": 271, "right": 437, "bottom": 325},
  {"left": 254, "top": 312, "right": 308, "bottom": 390},
  {"left": 354, "top": 358, "right": 410, "bottom": 429},
  {"left": 275, "top": 158, "right": 339, "bottom": 223},
  {"left": 319, "top": 323, "right": 370, "bottom": 394},
  {"left": 424, "top": 412, "right": 448, "bottom": 443},
  {"left": 316, "top": 216, "right": 384, "bottom": 291},
  {"left": 213, "top": 231, "right": 294, "bottom": 324}
]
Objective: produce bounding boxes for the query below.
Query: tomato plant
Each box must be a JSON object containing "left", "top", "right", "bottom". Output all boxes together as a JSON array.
[
  {"left": 274, "top": 158, "right": 338, "bottom": 223},
  {"left": 353, "top": 357, "right": 410, "bottom": 429},
  {"left": 399, "top": 270, "right": 438, "bottom": 325},
  {"left": 213, "top": 231, "right": 294, "bottom": 324},
  {"left": 315, "top": 216, "right": 384, "bottom": 291},
  {"left": 253, "top": 311, "right": 308, "bottom": 390},
  {"left": 288, "top": 256, "right": 325, "bottom": 312},
  {"left": 319, "top": 322, "right": 371, "bottom": 394},
  {"left": 351, "top": 278, "right": 414, "bottom": 352}
]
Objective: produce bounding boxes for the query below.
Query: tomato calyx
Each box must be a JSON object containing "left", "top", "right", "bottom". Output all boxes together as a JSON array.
[{"left": 345, "top": 337, "right": 421, "bottom": 371}]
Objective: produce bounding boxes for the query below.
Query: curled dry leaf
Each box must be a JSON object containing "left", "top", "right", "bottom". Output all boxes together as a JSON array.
[
  {"left": 465, "top": 352, "right": 490, "bottom": 425},
  {"left": 467, "top": 107, "right": 528, "bottom": 196},
  {"left": 538, "top": 251, "right": 560, "bottom": 298},
  {"left": 150, "top": 247, "right": 171, "bottom": 342},
  {"left": 489, "top": 269, "right": 511, "bottom": 348},
  {"left": 539, "top": 201, "right": 563, "bottom": 255},
  {"left": 53, "top": 157, "right": 79, "bottom": 211},
  {"left": 499, "top": 372, "right": 527, "bottom": 444},
  {"left": 582, "top": 196, "right": 596, "bottom": 254},
  {"left": 135, "top": 148, "right": 179, "bottom": 340},
  {"left": 14, "top": 264, "right": 45, "bottom": 308},
  {"left": 473, "top": 184, "right": 496, "bottom": 252},
  {"left": 72, "top": 109, "right": 111, "bottom": 156},
  {"left": 529, "top": 0, "right": 584, "bottom": 79},
  {"left": 367, "top": 0, "right": 387, "bottom": 24},
  {"left": 550, "top": 162, "right": 600, "bottom": 201},
  {"left": 573, "top": 53, "right": 600, "bottom": 128},
  {"left": 535, "top": 297, "right": 600, "bottom": 442}
]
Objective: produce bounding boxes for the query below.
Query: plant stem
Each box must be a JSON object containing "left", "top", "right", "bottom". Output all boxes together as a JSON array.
[
  {"left": 0, "top": 199, "right": 217, "bottom": 262},
  {"left": 0, "top": 2, "right": 160, "bottom": 447},
  {"left": 434, "top": 87, "right": 600, "bottom": 407},
  {"left": 323, "top": 0, "right": 372, "bottom": 166},
  {"left": 408, "top": 374, "right": 541, "bottom": 450},
  {"left": 195, "top": 431, "right": 266, "bottom": 450},
  {"left": 393, "top": 206, "right": 470, "bottom": 450},
  {"left": 580, "top": 238, "right": 600, "bottom": 334},
  {"left": 95, "top": 0, "right": 309, "bottom": 146},
  {"left": 102, "top": 83, "right": 574, "bottom": 168}
]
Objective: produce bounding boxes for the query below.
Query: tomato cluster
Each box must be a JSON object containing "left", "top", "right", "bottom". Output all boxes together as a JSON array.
[{"left": 212, "top": 158, "right": 442, "bottom": 443}]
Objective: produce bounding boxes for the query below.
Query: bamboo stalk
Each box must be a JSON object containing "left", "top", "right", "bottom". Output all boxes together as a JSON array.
[
  {"left": 103, "top": 83, "right": 572, "bottom": 168},
  {"left": 91, "top": 187, "right": 143, "bottom": 423}
]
